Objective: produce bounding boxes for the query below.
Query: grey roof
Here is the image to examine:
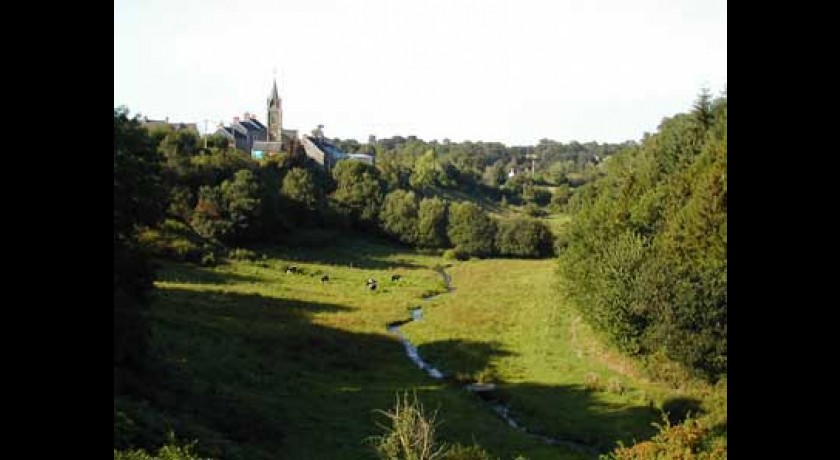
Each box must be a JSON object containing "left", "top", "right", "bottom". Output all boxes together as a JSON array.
[
  {"left": 248, "top": 118, "right": 266, "bottom": 130},
  {"left": 239, "top": 119, "right": 266, "bottom": 133},
  {"left": 252, "top": 141, "right": 284, "bottom": 151}
]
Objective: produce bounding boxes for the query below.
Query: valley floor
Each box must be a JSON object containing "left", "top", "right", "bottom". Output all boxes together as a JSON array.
[{"left": 116, "top": 235, "right": 719, "bottom": 459}]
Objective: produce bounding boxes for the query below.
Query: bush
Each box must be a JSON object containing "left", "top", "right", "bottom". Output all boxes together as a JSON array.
[
  {"left": 606, "top": 415, "right": 726, "bottom": 460},
  {"left": 446, "top": 202, "right": 496, "bottom": 257},
  {"left": 200, "top": 252, "right": 216, "bottom": 267},
  {"left": 522, "top": 203, "right": 547, "bottom": 218},
  {"left": 114, "top": 433, "right": 209, "bottom": 460},
  {"left": 227, "top": 248, "right": 258, "bottom": 261},
  {"left": 494, "top": 218, "right": 554, "bottom": 258},
  {"left": 443, "top": 248, "right": 470, "bottom": 261},
  {"left": 442, "top": 443, "right": 495, "bottom": 460},
  {"left": 371, "top": 392, "right": 448, "bottom": 460}
]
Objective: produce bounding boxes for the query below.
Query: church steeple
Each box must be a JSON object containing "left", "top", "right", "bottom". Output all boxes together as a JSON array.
[{"left": 267, "top": 75, "right": 282, "bottom": 142}]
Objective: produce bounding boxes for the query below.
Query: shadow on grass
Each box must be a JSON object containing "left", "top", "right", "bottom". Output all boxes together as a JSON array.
[
  {"left": 662, "top": 396, "right": 704, "bottom": 425},
  {"left": 154, "top": 261, "right": 265, "bottom": 285},
  {"left": 116, "top": 284, "right": 660, "bottom": 460},
  {"left": 252, "top": 234, "right": 428, "bottom": 271},
  {"left": 484, "top": 382, "right": 660, "bottom": 454},
  {"left": 418, "top": 339, "right": 515, "bottom": 378}
]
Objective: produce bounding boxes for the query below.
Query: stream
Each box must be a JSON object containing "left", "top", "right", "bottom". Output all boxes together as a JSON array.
[{"left": 386, "top": 266, "right": 600, "bottom": 456}]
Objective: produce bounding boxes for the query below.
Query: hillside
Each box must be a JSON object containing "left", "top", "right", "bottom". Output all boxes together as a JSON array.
[{"left": 115, "top": 235, "right": 720, "bottom": 459}]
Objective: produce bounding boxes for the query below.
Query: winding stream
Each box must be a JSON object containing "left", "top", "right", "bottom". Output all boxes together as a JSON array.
[{"left": 386, "top": 266, "right": 600, "bottom": 456}]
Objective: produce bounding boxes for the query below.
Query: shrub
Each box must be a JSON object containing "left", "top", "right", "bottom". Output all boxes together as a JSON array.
[
  {"left": 446, "top": 202, "right": 496, "bottom": 256},
  {"left": 114, "top": 432, "right": 209, "bottom": 460},
  {"left": 494, "top": 218, "right": 554, "bottom": 258},
  {"left": 442, "top": 443, "right": 495, "bottom": 460},
  {"left": 200, "top": 252, "right": 216, "bottom": 267},
  {"left": 443, "top": 248, "right": 470, "bottom": 261},
  {"left": 522, "top": 203, "right": 547, "bottom": 218},
  {"left": 371, "top": 392, "right": 448, "bottom": 460},
  {"left": 227, "top": 248, "right": 258, "bottom": 261},
  {"left": 606, "top": 415, "right": 726, "bottom": 460}
]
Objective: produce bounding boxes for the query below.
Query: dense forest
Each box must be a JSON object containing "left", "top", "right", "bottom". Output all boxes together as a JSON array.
[{"left": 558, "top": 90, "right": 727, "bottom": 381}]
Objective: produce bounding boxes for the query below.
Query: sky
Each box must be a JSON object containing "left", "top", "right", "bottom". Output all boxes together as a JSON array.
[{"left": 114, "top": 0, "right": 726, "bottom": 145}]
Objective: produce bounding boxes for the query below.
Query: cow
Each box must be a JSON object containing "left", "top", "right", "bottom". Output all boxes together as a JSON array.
[
  {"left": 321, "top": 275, "right": 330, "bottom": 283},
  {"left": 390, "top": 274, "right": 402, "bottom": 282}
]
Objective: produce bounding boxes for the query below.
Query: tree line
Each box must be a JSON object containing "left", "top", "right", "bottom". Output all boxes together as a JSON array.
[{"left": 557, "top": 90, "right": 727, "bottom": 381}]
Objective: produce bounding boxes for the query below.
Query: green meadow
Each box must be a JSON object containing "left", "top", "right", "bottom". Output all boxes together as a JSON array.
[{"left": 115, "top": 234, "right": 719, "bottom": 459}]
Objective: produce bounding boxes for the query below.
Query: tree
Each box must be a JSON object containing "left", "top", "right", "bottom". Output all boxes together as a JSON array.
[
  {"left": 558, "top": 92, "right": 727, "bottom": 380},
  {"left": 417, "top": 197, "right": 450, "bottom": 248},
  {"left": 495, "top": 218, "right": 555, "bottom": 258},
  {"left": 379, "top": 190, "right": 419, "bottom": 245},
  {"left": 190, "top": 185, "right": 229, "bottom": 241},
  {"left": 410, "top": 149, "right": 442, "bottom": 192},
  {"left": 114, "top": 107, "right": 166, "bottom": 385},
  {"left": 331, "top": 160, "right": 384, "bottom": 227},
  {"left": 446, "top": 202, "right": 496, "bottom": 256},
  {"left": 220, "top": 169, "right": 262, "bottom": 243},
  {"left": 281, "top": 167, "right": 320, "bottom": 211}
]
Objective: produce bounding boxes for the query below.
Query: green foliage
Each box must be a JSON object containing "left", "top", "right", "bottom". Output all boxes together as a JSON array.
[
  {"left": 441, "top": 444, "right": 496, "bottom": 460},
  {"left": 332, "top": 160, "right": 385, "bottom": 227},
  {"left": 114, "top": 107, "right": 166, "bottom": 382},
  {"left": 189, "top": 170, "right": 262, "bottom": 244},
  {"left": 446, "top": 202, "right": 496, "bottom": 257},
  {"left": 189, "top": 185, "right": 229, "bottom": 241},
  {"left": 558, "top": 92, "right": 727, "bottom": 379},
  {"left": 227, "top": 248, "right": 258, "bottom": 261},
  {"left": 114, "top": 433, "right": 209, "bottom": 460},
  {"left": 380, "top": 190, "right": 420, "bottom": 245},
  {"left": 442, "top": 248, "right": 470, "bottom": 261},
  {"left": 220, "top": 169, "right": 262, "bottom": 243},
  {"left": 417, "top": 197, "right": 450, "bottom": 248},
  {"left": 136, "top": 219, "right": 207, "bottom": 262},
  {"left": 494, "top": 218, "right": 554, "bottom": 258},
  {"left": 281, "top": 167, "right": 321, "bottom": 211},
  {"left": 605, "top": 415, "right": 725, "bottom": 460},
  {"left": 522, "top": 203, "right": 547, "bottom": 218}
]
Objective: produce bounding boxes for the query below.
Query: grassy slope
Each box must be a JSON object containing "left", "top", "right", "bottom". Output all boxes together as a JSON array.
[{"left": 120, "top": 235, "right": 717, "bottom": 459}]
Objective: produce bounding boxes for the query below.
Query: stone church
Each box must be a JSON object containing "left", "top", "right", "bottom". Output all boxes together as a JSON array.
[
  {"left": 216, "top": 78, "right": 298, "bottom": 159},
  {"left": 216, "top": 78, "right": 374, "bottom": 170}
]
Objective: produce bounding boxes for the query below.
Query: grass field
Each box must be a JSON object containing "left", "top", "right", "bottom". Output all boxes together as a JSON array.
[{"left": 115, "top": 235, "right": 720, "bottom": 459}]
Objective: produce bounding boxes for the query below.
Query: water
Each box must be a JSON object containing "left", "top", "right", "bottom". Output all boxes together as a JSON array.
[{"left": 386, "top": 266, "right": 600, "bottom": 455}]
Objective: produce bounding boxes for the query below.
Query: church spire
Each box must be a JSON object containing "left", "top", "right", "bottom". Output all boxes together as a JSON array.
[
  {"left": 269, "top": 79, "right": 280, "bottom": 105},
  {"left": 267, "top": 74, "right": 282, "bottom": 142}
]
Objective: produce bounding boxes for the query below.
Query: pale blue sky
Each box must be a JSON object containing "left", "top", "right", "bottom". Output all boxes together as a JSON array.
[{"left": 114, "top": 0, "right": 726, "bottom": 145}]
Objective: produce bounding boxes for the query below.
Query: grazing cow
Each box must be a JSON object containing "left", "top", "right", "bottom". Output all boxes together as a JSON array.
[
  {"left": 368, "top": 282, "right": 377, "bottom": 291},
  {"left": 321, "top": 275, "right": 329, "bottom": 283},
  {"left": 390, "top": 274, "right": 402, "bottom": 282},
  {"left": 366, "top": 278, "right": 377, "bottom": 285},
  {"left": 286, "top": 265, "right": 300, "bottom": 274}
]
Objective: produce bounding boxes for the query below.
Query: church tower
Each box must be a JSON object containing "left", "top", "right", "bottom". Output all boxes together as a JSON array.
[{"left": 267, "top": 78, "right": 282, "bottom": 142}]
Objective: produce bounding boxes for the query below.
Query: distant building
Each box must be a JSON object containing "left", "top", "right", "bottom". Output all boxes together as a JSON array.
[
  {"left": 141, "top": 117, "right": 198, "bottom": 134},
  {"left": 215, "top": 78, "right": 299, "bottom": 159},
  {"left": 508, "top": 168, "right": 516, "bottom": 178},
  {"left": 301, "top": 129, "right": 374, "bottom": 172}
]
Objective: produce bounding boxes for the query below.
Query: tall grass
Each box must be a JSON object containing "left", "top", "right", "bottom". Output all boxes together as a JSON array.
[{"left": 371, "top": 391, "right": 448, "bottom": 460}]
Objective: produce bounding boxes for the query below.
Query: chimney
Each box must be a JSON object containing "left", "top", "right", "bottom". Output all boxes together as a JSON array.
[
  {"left": 233, "top": 116, "right": 240, "bottom": 124},
  {"left": 243, "top": 112, "right": 250, "bottom": 120},
  {"left": 165, "top": 116, "right": 169, "bottom": 123}
]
